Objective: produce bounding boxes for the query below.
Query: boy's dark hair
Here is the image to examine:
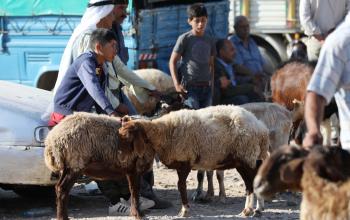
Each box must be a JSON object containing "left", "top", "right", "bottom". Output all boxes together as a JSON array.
[
  {"left": 187, "top": 3, "right": 208, "bottom": 20},
  {"left": 89, "top": 28, "right": 116, "bottom": 49}
]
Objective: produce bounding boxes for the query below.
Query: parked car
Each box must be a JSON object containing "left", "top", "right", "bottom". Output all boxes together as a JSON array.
[{"left": 0, "top": 80, "right": 56, "bottom": 196}]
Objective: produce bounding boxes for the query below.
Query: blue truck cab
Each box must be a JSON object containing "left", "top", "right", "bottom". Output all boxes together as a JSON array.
[{"left": 0, "top": 0, "right": 229, "bottom": 90}]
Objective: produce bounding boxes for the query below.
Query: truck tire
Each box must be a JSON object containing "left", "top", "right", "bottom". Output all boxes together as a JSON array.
[{"left": 37, "top": 72, "right": 58, "bottom": 91}]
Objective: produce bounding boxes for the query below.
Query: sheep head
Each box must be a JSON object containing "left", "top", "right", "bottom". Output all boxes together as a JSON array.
[
  {"left": 304, "top": 146, "right": 350, "bottom": 182},
  {"left": 118, "top": 120, "right": 150, "bottom": 158},
  {"left": 254, "top": 145, "right": 308, "bottom": 200}
]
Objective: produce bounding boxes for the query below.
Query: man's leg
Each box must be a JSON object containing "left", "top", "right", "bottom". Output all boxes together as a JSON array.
[
  {"left": 97, "top": 179, "right": 130, "bottom": 205},
  {"left": 121, "top": 91, "right": 138, "bottom": 115}
]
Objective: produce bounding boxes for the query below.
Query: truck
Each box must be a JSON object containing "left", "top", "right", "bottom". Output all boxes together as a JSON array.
[{"left": 0, "top": 0, "right": 229, "bottom": 90}]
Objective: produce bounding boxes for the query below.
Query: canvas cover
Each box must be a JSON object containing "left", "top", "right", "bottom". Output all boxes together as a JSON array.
[{"left": 0, "top": 0, "right": 88, "bottom": 16}]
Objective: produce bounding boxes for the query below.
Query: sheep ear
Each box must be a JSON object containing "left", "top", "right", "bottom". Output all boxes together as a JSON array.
[
  {"left": 133, "top": 123, "right": 147, "bottom": 157},
  {"left": 280, "top": 158, "right": 304, "bottom": 183}
]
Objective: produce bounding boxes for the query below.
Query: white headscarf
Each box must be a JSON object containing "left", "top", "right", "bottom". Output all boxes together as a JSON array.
[{"left": 53, "top": 0, "right": 114, "bottom": 94}]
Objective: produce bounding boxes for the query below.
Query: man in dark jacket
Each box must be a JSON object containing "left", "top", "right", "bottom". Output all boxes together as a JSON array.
[{"left": 213, "top": 39, "right": 262, "bottom": 105}]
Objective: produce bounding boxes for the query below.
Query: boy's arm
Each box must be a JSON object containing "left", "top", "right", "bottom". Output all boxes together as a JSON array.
[
  {"left": 169, "top": 51, "right": 187, "bottom": 94},
  {"left": 210, "top": 56, "right": 215, "bottom": 99},
  {"left": 77, "top": 61, "right": 115, "bottom": 115}
]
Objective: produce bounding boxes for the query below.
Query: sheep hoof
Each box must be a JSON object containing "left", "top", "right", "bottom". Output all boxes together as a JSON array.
[
  {"left": 199, "top": 194, "right": 214, "bottom": 203},
  {"left": 191, "top": 189, "right": 203, "bottom": 201},
  {"left": 240, "top": 207, "right": 254, "bottom": 216},
  {"left": 178, "top": 205, "right": 190, "bottom": 217},
  {"left": 253, "top": 209, "right": 263, "bottom": 217},
  {"left": 178, "top": 209, "right": 190, "bottom": 217}
]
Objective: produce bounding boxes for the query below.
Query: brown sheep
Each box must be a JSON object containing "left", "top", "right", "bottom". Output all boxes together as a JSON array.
[
  {"left": 270, "top": 61, "right": 338, "bottom": 145},
  {"left": 254, "top": 145, "right": 350, "bottom": 220},
  {"left": 44, "top": 112, "right": 155, "bottom": 220}
]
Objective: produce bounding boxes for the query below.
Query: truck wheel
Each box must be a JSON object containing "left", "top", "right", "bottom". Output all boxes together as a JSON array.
[
  {"left": 37, "top": 72, "right": 58, "bottom": 91},
  {"left": 12, "top": 186, "right": 55, "bottom": 198}
]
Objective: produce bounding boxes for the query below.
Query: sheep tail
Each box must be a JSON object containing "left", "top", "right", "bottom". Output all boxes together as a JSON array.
[{"left": 44, "top": 147, "right": 60, "bottom": 173}]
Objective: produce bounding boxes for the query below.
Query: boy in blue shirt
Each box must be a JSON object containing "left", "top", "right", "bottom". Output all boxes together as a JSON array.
[
  {"left": 49, "top": 28, "right": 119, "bottom": 125},
  {"left": 169, "top": 3, "right": 216, "bottom": 109}
]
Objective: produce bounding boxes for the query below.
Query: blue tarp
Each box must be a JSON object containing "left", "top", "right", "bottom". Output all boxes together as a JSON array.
[{"left": 0, "top": 0, "right": 88, "bottom": 16}]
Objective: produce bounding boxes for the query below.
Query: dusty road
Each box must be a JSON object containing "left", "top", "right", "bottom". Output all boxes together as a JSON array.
[{"left": 0, "top": 163, "right": 301, "bottom": 220}]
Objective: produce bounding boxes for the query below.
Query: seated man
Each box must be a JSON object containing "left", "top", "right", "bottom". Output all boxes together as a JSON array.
[
  {"left": 49, "top": 28, "right": 120, "bottom": 126},
  {"left": 229, "top": 15, "right": 268, "bottom": 94},
  {"left": 213, "top": 39, "right": 262, "bottom": 105}
]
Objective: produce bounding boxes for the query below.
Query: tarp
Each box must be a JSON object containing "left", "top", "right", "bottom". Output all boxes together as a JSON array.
[{"left": 0, "top": 0, "right": 88, "bottom": 16}]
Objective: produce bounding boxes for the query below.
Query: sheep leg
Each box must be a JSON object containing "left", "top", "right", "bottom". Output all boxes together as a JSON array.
[
  {"left": 216, "top": 170, "right": 226, "bottom": 203},
  {"left": 236, "top": 166, "right": 255, "bottom": 217},
  {"left": 56, "top": 168, "right": 79, "bottom": 220},
  {"left": 176, "top": 166, "right": 191, "bottom": 217},
  {"left": 191, "top": 170, "right": 205, "bottom": 201},
  {"left": 204, "top": 170, "right": 214, "bottom": 201},
  {"left": 126, "top": 173, "right": 142, "bottom": 220}
]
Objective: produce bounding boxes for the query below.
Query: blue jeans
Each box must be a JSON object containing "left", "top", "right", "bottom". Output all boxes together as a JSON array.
[{"left": 183, "top": 86, "right": 212, "bottom": 110}]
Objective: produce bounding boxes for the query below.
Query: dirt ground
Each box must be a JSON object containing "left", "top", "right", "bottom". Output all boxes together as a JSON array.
[{"left": 0, "top": 162, "right": 301, "bottom": 220}]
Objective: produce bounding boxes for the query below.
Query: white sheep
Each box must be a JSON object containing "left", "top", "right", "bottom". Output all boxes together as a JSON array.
[
  {"left": 122, "top": 68, "right": 176, "bottom": 115},
  {"left": 254, "top": 145, "right": 350, "bottom": 220},
  {"left": 121, "top": 105, "right": 270, "bottom": 217},
  {"left": 44, "top": 112, "right": 155, "bottom": 220},
  {"left": 193, "top": 102, "right": 293, "bottom": 206}
]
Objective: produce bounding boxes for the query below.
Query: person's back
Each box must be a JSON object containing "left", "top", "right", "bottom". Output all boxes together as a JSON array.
[
  {"left": 169, "top": 3, "right": 215, "bottom": 110},
  {"left": 303, "top": 14, "right": 350, "bottom": 150}
]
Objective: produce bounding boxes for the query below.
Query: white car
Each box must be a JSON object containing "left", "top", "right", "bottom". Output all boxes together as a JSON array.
[{"left": 0, "top": 81, "right": 56, "bottom": 196}]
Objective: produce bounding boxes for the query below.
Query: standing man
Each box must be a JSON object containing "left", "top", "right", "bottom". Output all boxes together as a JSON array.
[
  {"left": 299, "top": 0, "right": 349, "bottom": 61},
  {"left": 229, "top": 16, "right": 267, "bottom": 98},
  {"left": 303, "top": 14, "right": 350, "bottom": 151},
  {"left": 112, "top": 0, "right": 129, "bottom": 64}
]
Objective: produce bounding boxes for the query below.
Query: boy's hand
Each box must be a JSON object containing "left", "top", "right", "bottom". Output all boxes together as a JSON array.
[
  {"left": 115, "top": 103, "right": 129, "bottom": 116},
  {"left": 175, "top": 84, "right": 187, "bottom": 96}
]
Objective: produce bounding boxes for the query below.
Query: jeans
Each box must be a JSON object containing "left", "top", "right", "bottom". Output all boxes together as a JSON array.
[
  {"left": 121, "top": 91, "right": 138, "bottom": 115},
  {"left": 183, "top": 86, "right": 212, "bottom": 110}
]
